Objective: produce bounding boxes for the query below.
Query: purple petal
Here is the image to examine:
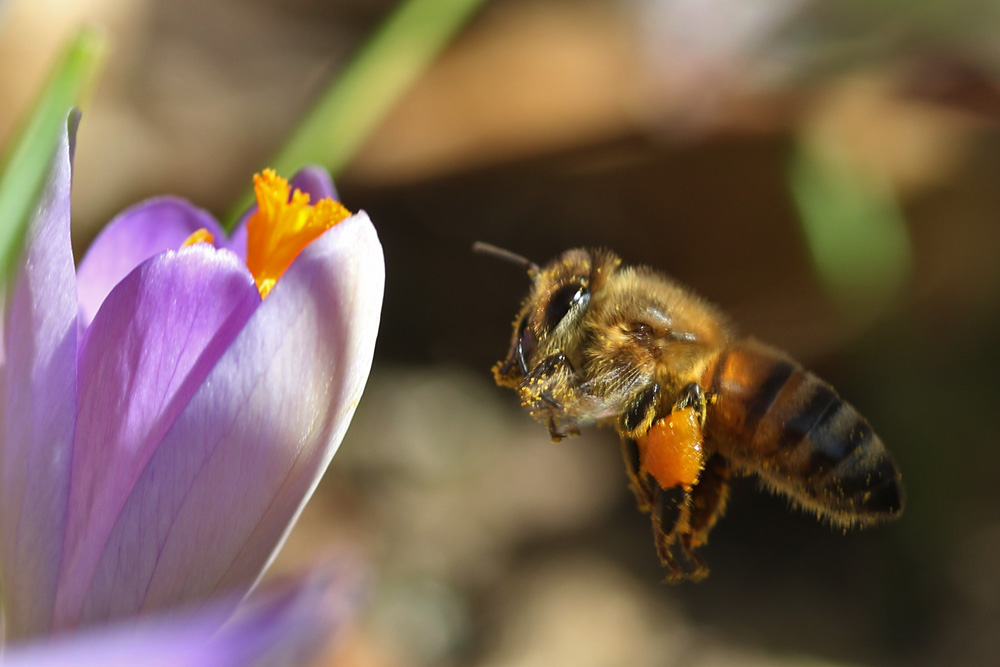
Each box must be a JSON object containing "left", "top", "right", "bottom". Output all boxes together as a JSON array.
[
  {"left": 228, "top": 166, "right": 340, "bottom": 261},
  {"left": 75, "top": 197, "right": 231, "bottom": 329},
  {"left": 6, "top": 560, "right": 364, "bottom": 667},
  {"left": 53, "top": 244, "right": 260, "bottom": 632},
  {"left": 216, "top": 558, "right": 366, "bottom": 667},
  {"left": 289, "top": 165, "right": 339, "bottom": 202},
  {"left": 73, "top": 212, "right": 383, "bottom": 627},
  {"left": 0, "top": 119, "right": 79, "bottom": 639}
]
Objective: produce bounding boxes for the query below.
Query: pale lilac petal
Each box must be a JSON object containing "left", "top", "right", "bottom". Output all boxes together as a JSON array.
[
  {"left": 7, "top": 560, "right": 364, "bottom": 667},
  {"left": 228, "top": 222, "right": 248, "bottom": 264},
  {"left": 75, "top": 198, "right": 232, "bottom": 329},
  {"left": 73, "top": 213, "right": 383, "bottom": 627},
  {"left": 227, "top": 166, "right": 340, "bottom": 262},
  {"left": 0, "top": 119, "right": 79, "bottom": 639},
  {"left": 217, "top": 558, "right": 365, "bottom": 667},
  {"left": 289, "top": 165, "right": 339, "bottom": 202},
  {"left": 52, "top": 244, "right": 260, "bottom": 631}
]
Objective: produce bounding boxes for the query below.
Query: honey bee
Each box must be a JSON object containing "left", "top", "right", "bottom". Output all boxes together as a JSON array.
[{"left": 477, "top": 243, "right": 904, "bottom": 582}]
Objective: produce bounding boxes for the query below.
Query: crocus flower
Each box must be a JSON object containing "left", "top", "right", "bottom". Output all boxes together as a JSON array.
[
  {"left": 0, "top": 114, "right": 384, "bottom": 640},
  {"left": 5, "top": 559, "right": 364, "bottom": 666}
]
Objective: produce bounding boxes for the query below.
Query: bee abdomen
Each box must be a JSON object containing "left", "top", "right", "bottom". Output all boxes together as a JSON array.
[{"left": 704, "top": 339, "right": 903, "bottom": 525}]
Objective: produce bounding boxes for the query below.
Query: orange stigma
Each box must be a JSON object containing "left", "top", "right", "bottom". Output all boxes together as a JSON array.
[{"left": 246, "top": 169, "right": 352, "bottom": 298}]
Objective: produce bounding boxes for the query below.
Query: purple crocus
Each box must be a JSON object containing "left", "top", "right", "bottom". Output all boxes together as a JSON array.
[
  {"left": 0, "top": 116, "right": 384, "bottom": 640},
  {"left": 5, "top": 560, "right": 364, "bottom": 666}
]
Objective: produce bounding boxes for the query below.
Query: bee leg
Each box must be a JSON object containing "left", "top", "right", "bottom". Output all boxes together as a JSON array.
[
  {"left": 651, "top": 484, "right": 694, "bottom": 583},
  {"left": 652, "top": 468, "right": 732, "bottom": 582},
  {"left": 622, "top": 383, "right": 661, "bottom": 435},
  {"left": 673, "top": 382, "right": 707, "bottom": 426},
  {"left": 620, "top": 437, "right": 655, "bottom": 510},
  {"left": 619, "top": 382, "right": 706, "bottom": 581},
  {"left": 618, "top": 383, "right": 661, "bottom": 509},
  {"left": 680, "top": 453, "right": 732, "bottom": 575},
  {"left": 619, "top": 382, "right": 716, "bottom": 581},
  {"left": 520, "top": 352, "right": 582, "bottom": 440},
  {"left": 528, "top": 351, "right": 574, "bottom": 378}
]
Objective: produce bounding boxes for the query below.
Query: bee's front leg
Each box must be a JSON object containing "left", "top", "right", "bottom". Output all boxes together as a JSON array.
[{"left": 518, "top": 352, "right": 584, "bottom": 441}]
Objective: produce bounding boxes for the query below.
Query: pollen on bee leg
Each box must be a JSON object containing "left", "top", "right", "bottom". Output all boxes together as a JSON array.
[
  {"left": 637, "top": 406, "right": 705, "bottom": 491},
  {"left": 181, "top": 228, "right": 215, "bottom": 247}
]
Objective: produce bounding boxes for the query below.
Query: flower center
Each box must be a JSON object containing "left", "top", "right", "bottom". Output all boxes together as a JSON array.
[{"left": 246, "top": 169, "right": 352, "bottom": 298}]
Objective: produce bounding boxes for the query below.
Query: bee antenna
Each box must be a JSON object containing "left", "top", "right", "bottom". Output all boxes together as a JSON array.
[{"left": 472, "top": 241, "right": 540, "bottom": 275}]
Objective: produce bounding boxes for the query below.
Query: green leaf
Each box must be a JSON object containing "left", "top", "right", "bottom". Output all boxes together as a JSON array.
[
  {"left": 0, "top": 27, "right": 106, "bottom": 282},
  {"left": 789, "top": 140, "right": 913, "bottom": 312}
]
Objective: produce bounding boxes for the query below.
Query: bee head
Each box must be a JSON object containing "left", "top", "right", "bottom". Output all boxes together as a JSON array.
[{"left": 480, "top": 246, "right": 620, "bottom": 386}]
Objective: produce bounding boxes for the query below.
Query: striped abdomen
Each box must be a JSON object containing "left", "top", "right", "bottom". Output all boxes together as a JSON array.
[{"left": 701, "top": 338, "right": 903, "bottom": 527}]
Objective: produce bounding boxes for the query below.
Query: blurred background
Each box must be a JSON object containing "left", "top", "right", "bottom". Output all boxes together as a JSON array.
[{"left": 3, "top": 0, "right": 1000, "bottom": 665}]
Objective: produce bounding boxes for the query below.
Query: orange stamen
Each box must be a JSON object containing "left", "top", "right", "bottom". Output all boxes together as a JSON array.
[
  {"left": 182, "top": 228, "right": 215, "bottom": 247},
  {"left": 245, "top": 169, "right": 352, "bottom": 298}
]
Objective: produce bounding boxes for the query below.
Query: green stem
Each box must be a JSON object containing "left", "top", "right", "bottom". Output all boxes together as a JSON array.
[
  {"left": 225, "top": 0, "right": 487, "bottom": 228},
  {"left": 0, "top": 27, "right": 106, "bottom": 281}
]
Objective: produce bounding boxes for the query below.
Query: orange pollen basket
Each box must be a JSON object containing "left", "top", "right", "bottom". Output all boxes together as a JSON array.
[
  {"left": 245, "top": 169, "right": 352, "bottom": 298},
  {"left": 636, "top": 407, "right": 706, "bottom": 491}
]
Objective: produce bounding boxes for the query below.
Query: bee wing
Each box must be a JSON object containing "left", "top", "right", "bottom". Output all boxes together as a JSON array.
[{"left": 576, "top": 358, "right": 656, "bottom": 423}]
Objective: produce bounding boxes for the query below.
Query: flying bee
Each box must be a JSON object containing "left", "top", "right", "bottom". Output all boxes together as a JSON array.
[{"left": 477, "top": 243, "right": 904, "bottom": 582}]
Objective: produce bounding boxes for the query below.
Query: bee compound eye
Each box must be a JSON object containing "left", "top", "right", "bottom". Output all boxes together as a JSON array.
[
  {"left": 516, "top": 317, "right": 536, "bottom": 374},
  {"left": 544, "top": 283, "right": 590, "bottom": 330}
]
